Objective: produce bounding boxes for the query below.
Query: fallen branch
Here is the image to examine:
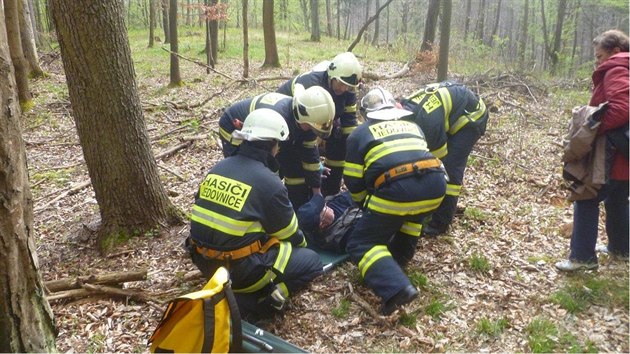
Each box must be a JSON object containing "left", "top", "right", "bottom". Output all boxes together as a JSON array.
[
  {"left": 476, "top": 137, "right": 508, "bottom": 146},
  {"left": 34, "top": 180, "right": 91, "bottom": 213},
  {"left": 348, "top": 284, "right": 388, "bottom": 325},
  {"left": 161, "top": 47, "right": 235, "bottom": 81},
  {"left": 155, "top": 140, "right": 193, "bottom": 160},
  {"left": 44, "top": 269, "right": 148, "bottom": 293}
]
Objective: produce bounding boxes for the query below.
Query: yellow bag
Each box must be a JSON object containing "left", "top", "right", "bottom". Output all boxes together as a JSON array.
[{"left": 148, "top": 267, "right": 242, "bottom": 353}]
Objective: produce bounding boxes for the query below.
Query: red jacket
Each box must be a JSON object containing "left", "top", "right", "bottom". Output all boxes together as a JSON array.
[{"left": 589, "top": 52, "right": 629, "bottom": 181}]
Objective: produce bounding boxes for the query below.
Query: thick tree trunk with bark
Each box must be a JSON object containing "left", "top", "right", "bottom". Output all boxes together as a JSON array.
[
  {"left": 4, "top": 0, "right": 32, "bottom": 105},
  {"left": 0, "top": 7, "right": 57, "bottom": 351},
  {"left": 50, "top": 0, "right": 183, "bottom": 252},
  {"left": 262, "top": 0, "right": 280, "bottom": 67}
]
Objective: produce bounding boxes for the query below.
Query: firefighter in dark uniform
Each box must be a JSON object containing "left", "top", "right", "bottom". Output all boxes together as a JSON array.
[
  {"left": 188, "top": 108, "right": 323, "bottom": 318},
  {"left": 400, "top": 81, "right": 489, "bottom": 237},
  {"left": 218, "top": 87, "right": 335, "bottom": 210},
  {"left": 343, "top": 87, "right": 447, "bottom": 315},
  {"left": 277, "top": 52, "right": 362, "bottom": 197}
]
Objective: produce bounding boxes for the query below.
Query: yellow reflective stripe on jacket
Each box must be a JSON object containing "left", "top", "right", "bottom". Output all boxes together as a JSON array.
[
  {"left": 249, "top": 94, "right": 262, "bottom": 112},
  {"left": 439, "top": 88, "right": 453, "bottom": 133},
  {"left": 367, "top": 195, "right": 444, "bottom": 216},
  {"left": 400, "top": 221, "right": 423, "bottom": 237},
  {"left": 302, "top": 161, "right": 321, "bottom": 171},
  {"left": 191, "top": 205, "right": 263, "bottom": 236},
  {"left": 234, "top": 269, "right": 275, "bottom": 293},
  {"left": 284, "top": 177, "right": 306, "bottom": 185},
  {"left": 277, "top": 282, "right": 290, "bottom": 298},
  {"left": 364, "top": 138, "right": 427, "bottom": 169},
  {"left": 431, "top": 142, "right": 448, "bottom": 159},
  {"left": 344, "top": 103, "right": 357, "bottom": 113},
  {"left": 325, "top": 159, "right": 345, "bottom": 168},
  {"left": 269, "top": 214, "right": 299, "bottom": 240},
  {"left": 273, "top": 242, "right": 292, "bottom": 273},
  {"left": 290, "top": 77, "right": 299, "bottom": 95},
  {"left": 358, "top": 245, "right": 390, "bottom": 277},
  {"left": 342, "top": 125, "right": 357, "bottom": 135},
  {"left": 350, "top": 190, "right": 367, "bottom": 203},
  {"left": 448, "top": 99, "right": 487, "bottom": 135},
  {"left": 219, "top": 126, "right": 233, "bottom": 142},
  {"left": 233, "top": 242, "right": 293, "bottom": 294},
  {"left": 344, "top": 161, "right": 364, "bottom": 178},
  {"left": 446, "top": 183, "right": 462, "bottom": 196},
  {"left": 303, "top": 139, "right": 318, "bottom": 148}
]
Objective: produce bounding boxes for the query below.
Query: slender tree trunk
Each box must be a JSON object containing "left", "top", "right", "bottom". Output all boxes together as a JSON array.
[
  {"left": 209, "top": 0, "right": 218, "bottom": 65},
  {"left": 363, "top": 0, "right": 370, "bottom": 45},
  {"left": 0, "top": 7, "right": 57, "bottom": 350},
  {"left": 186, "top": 0, "right": 191, "bottom": 25},
  {"left": 463, "top": 0, "right": 471, "bottom": 41},
  {"left": 325, "top": 0, "right": 332, "bottom": 36},
  {"left": 148, "top": 0, "right": 156, "bottom": 47},
  {"left": 299, "top": 0, "right": 309, "bottom": 31},
  {"left": 437, "top": 0, "right": 452, "bottom": 81},
  {"left": 169, "top": 0, "right": 181, "bottom": 85},
  {"left": 488, "top": 0, "right": 502, "bottom": 47},
  {"left": 162, "top": 0, "right": 170, "bottom": 43},
  {"left": 262, "top": 0, "right": 280, "bottom": 67},
  {"left": 421, "top": 0, "right": 439, "bottom": 51},
  {"left": 474, "top": 0, "right": 485, "bottom": 42},
  {"left": 371, "top": 0, "right": 380, "bottom": 45},
  {"left": 33, "top": 0, "right": 43, "bottom": 45},
  {"left": 385, "top": 2, "right": 389, "bottom": 45},
  {"left": 336, "top": 0, "right": 340, "bottom": 40},
  {"left": 18, "top": 0, "right": 43, "bottom": 77},
  {"left": 549, "top": 0, "right": 567, "bottom": 74},
  {"left": 4, "top": 0, "right": 32, "bottom": 105},
  {"left": 243, "top": 0, "right": 249, "bottom": 78},
  {"left": 518, "top": 0, "right": 529, "bottom": 68},
  {"left": 50, "top": 0, "right": 183, "bottom": 252},
  {"left": 310, "top": 0, "right": 320, "bottom": 41},
  {"left": 347, "top": 0, "right": 393, "bottom": 52}
]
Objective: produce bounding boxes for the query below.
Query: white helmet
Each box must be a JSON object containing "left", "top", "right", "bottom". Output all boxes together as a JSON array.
[
  {"left": 327, "top": 52, "right": 362, "bottom": 89},
  {"left": 293, "top": 86, "right": 335, "bottom": 138},
  {"left": 360, "top": 87, "right": 413, "bottom": 120},
  {"left": 232, "top": 108, "right": 290, "bottom": 141}
]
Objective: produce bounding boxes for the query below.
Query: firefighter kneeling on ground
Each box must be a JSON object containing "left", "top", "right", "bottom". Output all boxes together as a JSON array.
[
  {"left": 343, "top": 87, "right": 447, "bottom": 315},
  {"left": 186, "top": 108, "right": 323, "bottom": 320}
]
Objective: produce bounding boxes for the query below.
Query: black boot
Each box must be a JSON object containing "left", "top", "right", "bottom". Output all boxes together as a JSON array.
[{"left": 381, "top": 285, "right": 418, "bottom": 315}]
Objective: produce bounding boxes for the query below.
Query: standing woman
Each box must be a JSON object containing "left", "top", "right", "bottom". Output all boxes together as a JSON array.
[{"left": 556, "top": 29, "right": 629, "bottom": 271}]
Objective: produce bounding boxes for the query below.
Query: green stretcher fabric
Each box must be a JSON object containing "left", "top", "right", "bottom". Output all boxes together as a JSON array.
[
  {"left": 307, "top": 243, "right": 350, "bottom": 273},
  {"left": 242, "top": 321, "right": 307, "bottom": 353}
]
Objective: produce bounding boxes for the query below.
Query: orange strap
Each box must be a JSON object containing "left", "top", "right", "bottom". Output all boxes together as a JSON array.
[
  {"left": 374, "top": 158, "right": 442, "bottom": 189},
  {"left": 194, "top": 237, "right": 280, "bottom": 261}
]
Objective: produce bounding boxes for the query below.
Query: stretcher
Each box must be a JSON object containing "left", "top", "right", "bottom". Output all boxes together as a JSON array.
[
  {"left": 242, "top": 321, "right": 306, "bottom": 353},
  {"left": 308, "top": 244, "right": 350, "bottom": 273}
]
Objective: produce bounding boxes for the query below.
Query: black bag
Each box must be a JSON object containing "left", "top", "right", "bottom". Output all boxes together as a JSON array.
[
  {"left": 607, "top": 123, "right": 629, "bottom": 159},
  {"left": 314, "top": 207, "right": 362, "bottom": 253}
]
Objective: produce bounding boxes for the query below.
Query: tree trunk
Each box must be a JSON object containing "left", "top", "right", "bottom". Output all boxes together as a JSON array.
[
  {"left": 347, "top": 0, "right": 394, "bottom": 52},
  {"left": 262, "top": 0, "right": 280, "bottom": 67},
  {"left": 209, "top": 0, "right": 218, "bottom": 65},
  {"left": 169, "top": 0, "right": 181, "bottom": 85},
  {"left": 32, "top": 0, "right": 44, "bottom": 45},
  {"left": 148, "top": 0, "right": 155, "bottom": 47},
  {"left": 336, "top": 0, "right": 340, "bottom": 39},
  {"left": 363, "top": 0, "right": 370, "bottom": 45},
  {"left": 242, "top": 0, "right": 249, "bottom": 78},
  {"left": 400, "top": 0, "right": 409, "bottom": 45},
  {"left": 162, "top": 0, "right": 170, "bottom": 43},
  {"left": 463, "top": 0, "right": 471, "bottom": 41},
  {"left": 18, "top": 0, "right": 43, "bottom": 77},
  {"left": 371, "top": 0, "right": 380, "bottom": 45},
  {"left": 310, "top": 0, "right": 320, "bottom": 41},
  {"left": 299, "top": 0, "right": 310, "bottom": 31},
  {"left": 0, "top": 6, "right": 57, "bottom": 350},
  {"left": 4, "top": 0, "right": 32, "bottom": 105},
  {"left": 50, "top": 0, "right": 183, "bottom": 253},
  {"left": 518, "top": 0, "right": 529, "bottom": 68},
  {"left": 325, "top": 0, "right": 332, "bottom": 36},
  {"left": 437, "top": 0, "right": 451, "bottom": 81},
  {"left": 474, "top": 0, "right": 485, "bottom": 42},
  {"left": 487, "top": 0, "right": 502, "bottom": 47},
  {"left": 420, "top": 0, "right": 439, "bottom": 51},
  {"left": 549, "top": 0, "right": 567, "bottom": 75}
]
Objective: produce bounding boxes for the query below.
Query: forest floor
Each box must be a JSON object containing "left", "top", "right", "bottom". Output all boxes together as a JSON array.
[{"left": 24, "top": 54, "right": 628, "bottom": 353}]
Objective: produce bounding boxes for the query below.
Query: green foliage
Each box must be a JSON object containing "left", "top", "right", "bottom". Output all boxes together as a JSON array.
[
  {"left": 425, "top": 298, "right": 450, "bottom": 319},
  {"left": 551, "top": 275, "right": 629, "bottom": 314},
  {"left": 32, "top": 169, "right": 73, "bottom": 188},
  {"left": 526, "top": 317, "right": 558, "bottom": 353},
  {"left": 468, "top": 252, "right": 491, "bottom": 274},
  {"left": 408, "top": 271, "right": 429, "bottom": 289},
  {"left": 464, "top": 207, "right": 487, "bottom": 222},
  {"left": 399, "top": 312, "right": 417, "bottom": 328},
  {"left": 87, "top": 332, "right": 106, "bottom": 353},
  {"left": 476, "top": 316, "right": 509, "bottom": 337},
  {"left": 331, "top": 298, "right": 351, "bottom": 318}
]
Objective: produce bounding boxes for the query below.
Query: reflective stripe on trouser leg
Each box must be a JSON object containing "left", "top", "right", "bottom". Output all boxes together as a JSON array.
[
  {"left": 345, "top": 210, "right": 412, "bottom": 301},
  {"left": 389, "top": 218, "right": 423, "bottom": 266}
]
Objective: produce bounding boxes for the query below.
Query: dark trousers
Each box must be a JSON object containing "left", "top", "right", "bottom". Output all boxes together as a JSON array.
[
  {"left": 569, "top": 180, "right": 629, "bottom": 262},
  {"left": 431, "top": 124, "right": 484, "bottom": 229},
  {"left": 190, "top": 244, "right": 323, "bottom": 318},
  {"left": 345, "top": 210, "right": 424, "bottom": 302},
  {"left": 321, "top": 133, "right": 346, "bottom": 197}
]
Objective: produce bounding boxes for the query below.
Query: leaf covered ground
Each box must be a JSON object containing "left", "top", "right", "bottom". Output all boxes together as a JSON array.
[{"left": 25, "top": 54, "right": 628, "bottom": 353}]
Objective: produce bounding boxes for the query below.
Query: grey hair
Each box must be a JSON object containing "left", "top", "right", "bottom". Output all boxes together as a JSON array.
[{"left": 593, "top": 29, "right": 629, "bottom": 52}]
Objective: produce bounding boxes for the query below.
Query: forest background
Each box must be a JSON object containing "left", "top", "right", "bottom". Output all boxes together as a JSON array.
[{"left": 1, "top": 0, "right": 628, "bottom": 352}]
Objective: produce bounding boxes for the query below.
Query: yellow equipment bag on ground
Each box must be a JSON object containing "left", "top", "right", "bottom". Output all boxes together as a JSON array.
[{"left": 148, "top": 267, "right": 242, "bottom": 353}]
